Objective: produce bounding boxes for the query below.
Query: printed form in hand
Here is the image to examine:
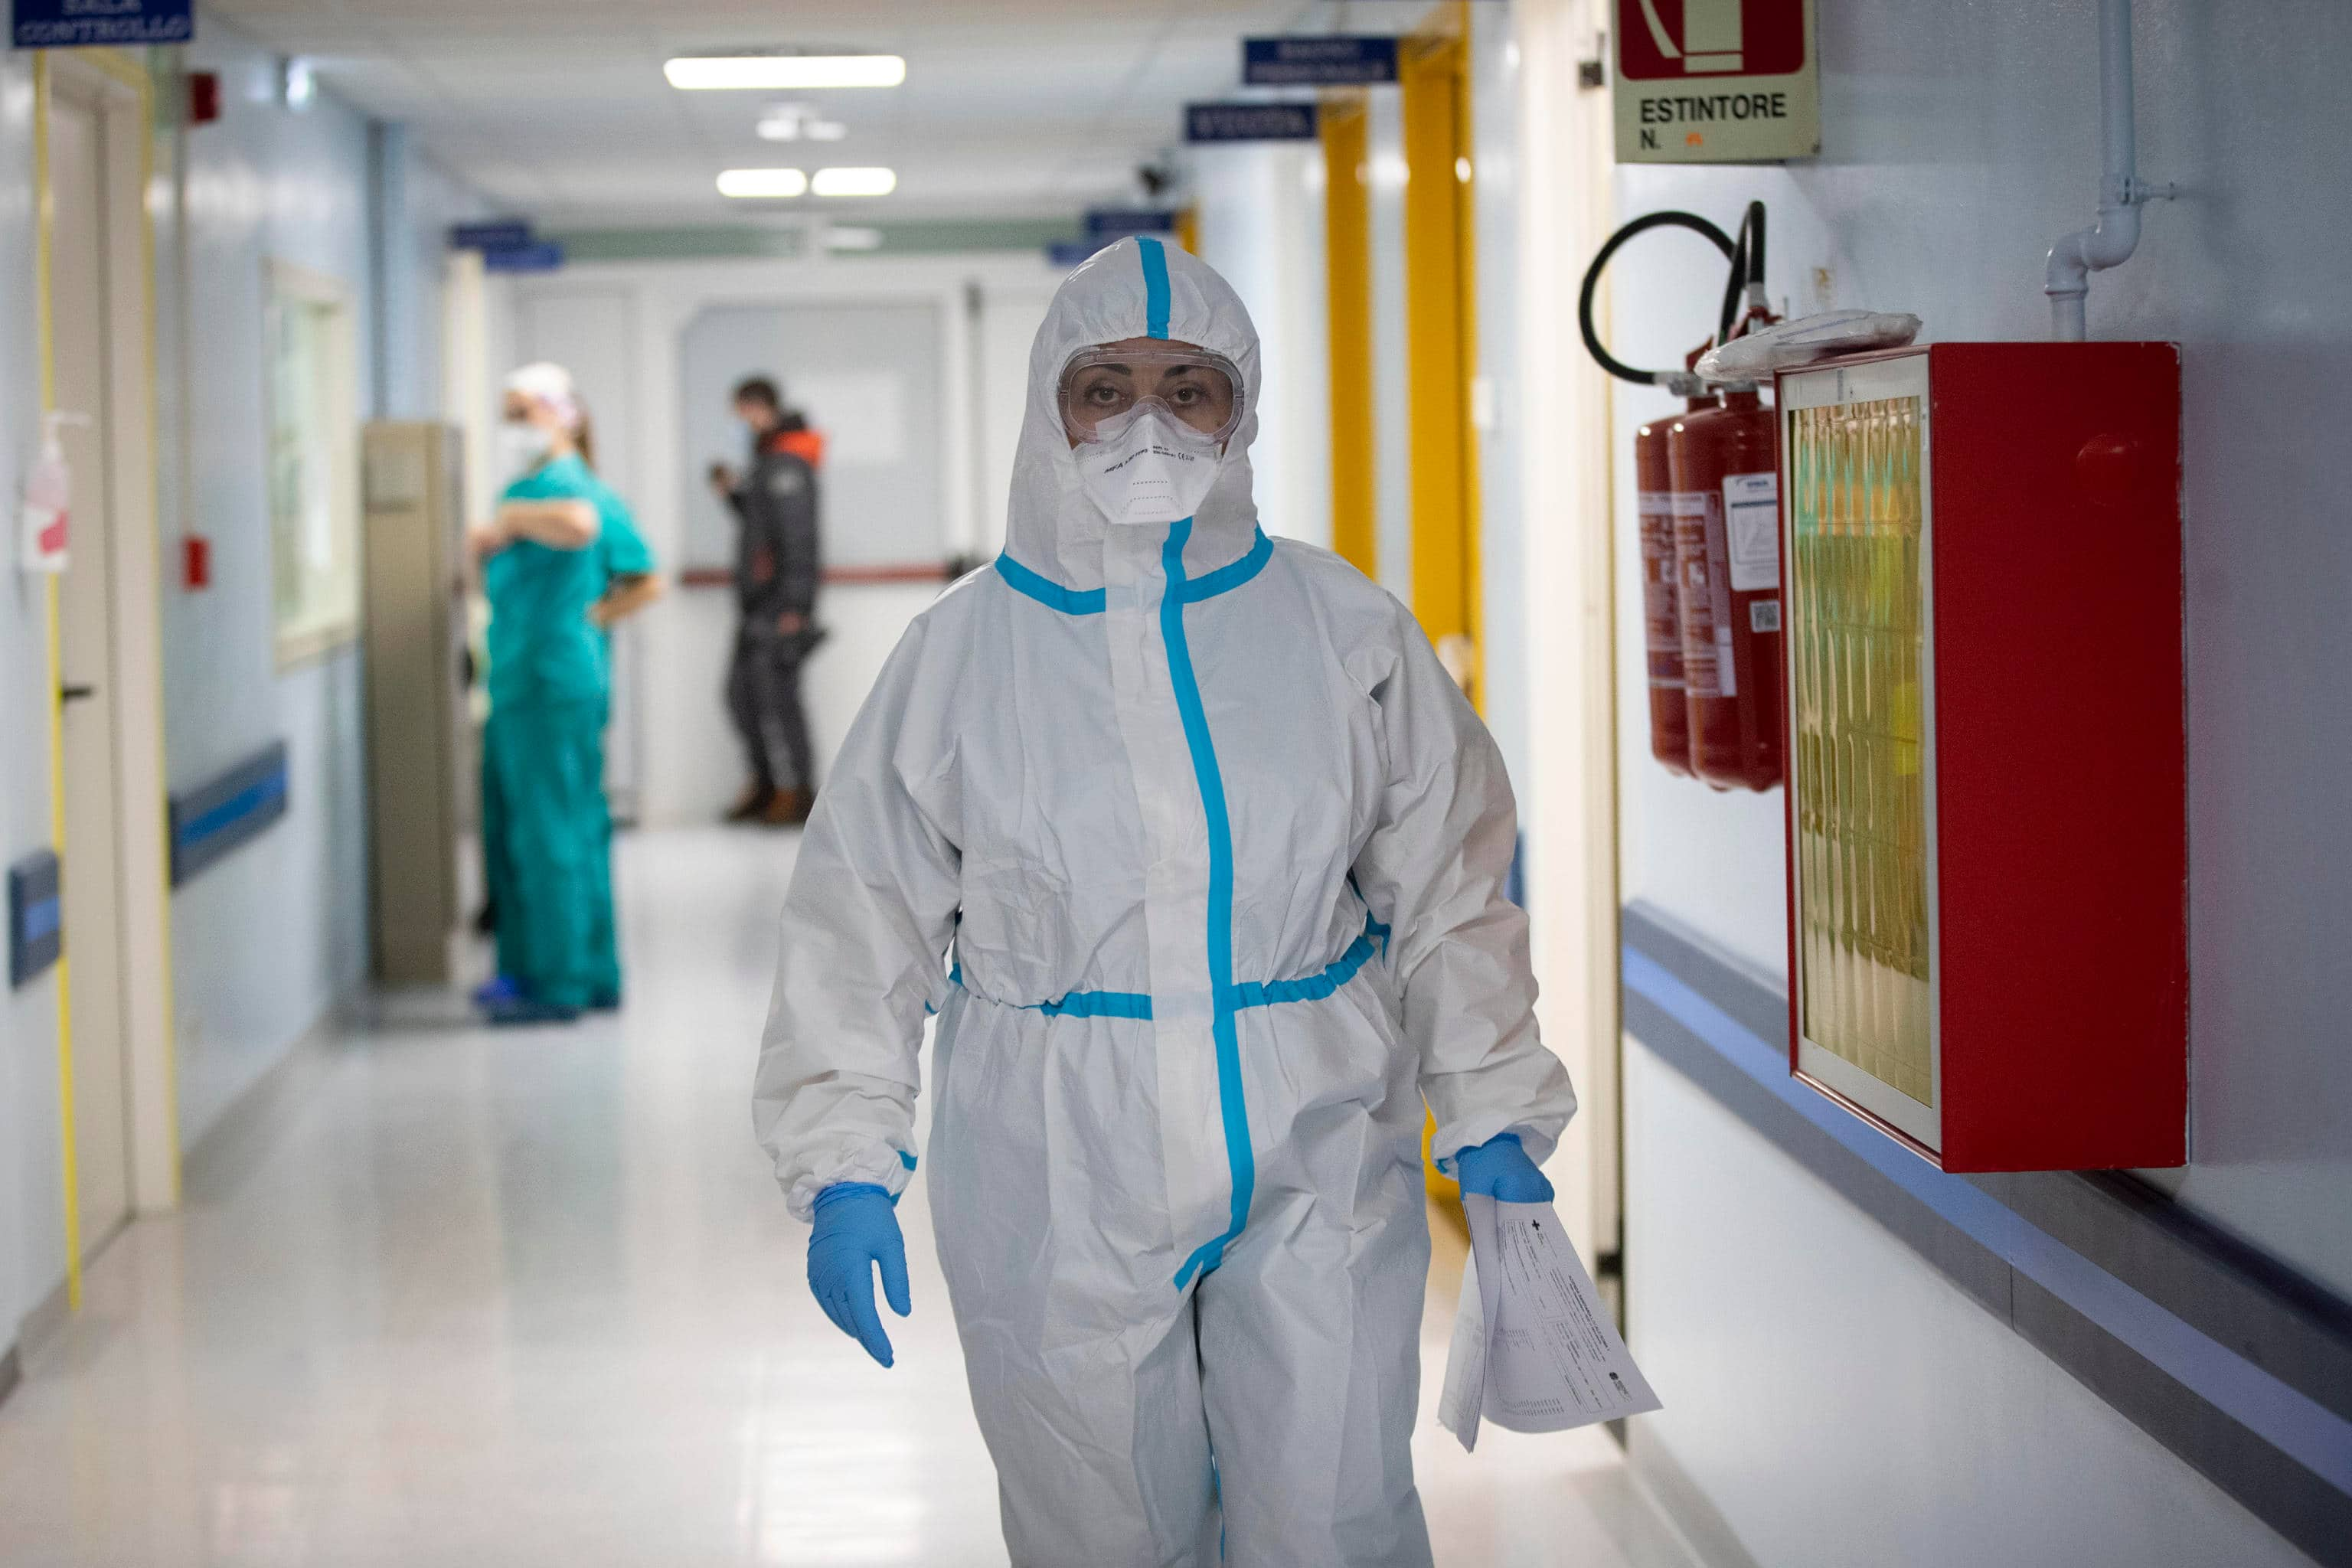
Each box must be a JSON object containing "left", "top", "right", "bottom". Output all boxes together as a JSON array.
[{"left": 1439, "top": 1195, "right": 1663, "bottom": 1452}]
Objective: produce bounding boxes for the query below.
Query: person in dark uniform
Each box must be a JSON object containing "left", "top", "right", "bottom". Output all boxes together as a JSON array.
[{"left": 709, "top": 376, "right": 823, "bottom": 826}]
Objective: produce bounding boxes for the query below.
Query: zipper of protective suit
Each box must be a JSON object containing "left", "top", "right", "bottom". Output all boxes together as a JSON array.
[{"left": 1159, "top": 515, "right": 1253, "bottom": 1290}]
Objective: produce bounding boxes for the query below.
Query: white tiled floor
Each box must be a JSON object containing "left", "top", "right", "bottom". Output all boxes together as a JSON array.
[{"left": 0, "top": 829, "right": 1699, "bottom": 1567}]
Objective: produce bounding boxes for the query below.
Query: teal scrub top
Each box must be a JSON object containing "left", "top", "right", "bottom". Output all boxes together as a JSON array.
[
  {"left": 597, "top": 495, "right": 655, "bottom": 585},
  {"left": 485, "top": 453, "right": 648, "bottom": 710}
]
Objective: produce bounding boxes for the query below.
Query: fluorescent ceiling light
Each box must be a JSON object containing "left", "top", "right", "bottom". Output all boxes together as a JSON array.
[
  {"left": 665, "top": 54, "right": 905, "bottom": 91},
  {"left": 717, "top": 167, "right": 808, "bottom": 199},
  {"left": 812, "top": 166, "right": 896, "bottom": 198},
  {"left": 822, "top": 227, "right": 885, "bottom": 251},
  {"left": 757, "top": 103, "right": 848, "bottom": 142}
]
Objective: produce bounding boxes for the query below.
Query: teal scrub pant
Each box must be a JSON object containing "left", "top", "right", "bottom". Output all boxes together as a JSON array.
[{"left": 482, "top": 701, "right": 620, "bottom": 1010}]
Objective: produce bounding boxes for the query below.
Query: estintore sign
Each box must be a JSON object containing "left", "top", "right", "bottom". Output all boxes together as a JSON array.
[{"left": 1615, "top": 0, "right": 1818, "bottom": 164}]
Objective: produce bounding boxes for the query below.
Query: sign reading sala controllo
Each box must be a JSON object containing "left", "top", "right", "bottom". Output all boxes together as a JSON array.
[
  {"left": 14, "top": 0, "right": 191, "bottom": 48},
  {"left": 1614, "top": 0, "right": 1816, "bottom": 164}
]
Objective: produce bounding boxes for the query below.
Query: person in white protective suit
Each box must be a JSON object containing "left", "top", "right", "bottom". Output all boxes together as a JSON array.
[{"left": 753, "top": 235, "right": 1576, "bottom": 1567}]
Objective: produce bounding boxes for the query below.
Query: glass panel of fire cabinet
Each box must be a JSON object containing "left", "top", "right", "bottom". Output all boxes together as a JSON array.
[{"left": 1788, "top": 393, "right": 1933, "bottom": 1106}]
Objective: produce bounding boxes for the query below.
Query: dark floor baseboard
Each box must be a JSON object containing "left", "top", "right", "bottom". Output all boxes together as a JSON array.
[
  {"left": 1625, "top": 1424, "right": 1766, "bottom": 1568},
  {"left": 181, "top": 1001, "right": 355, "bottom": 1202}
]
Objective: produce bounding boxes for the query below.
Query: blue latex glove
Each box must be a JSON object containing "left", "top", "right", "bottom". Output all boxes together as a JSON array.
[
  {"left": 1453, "top": 1132, "right": 1555, "bottom": 1204},
  {"left": 807, "top": 1182, "right": 911, "bottom": 1367}
]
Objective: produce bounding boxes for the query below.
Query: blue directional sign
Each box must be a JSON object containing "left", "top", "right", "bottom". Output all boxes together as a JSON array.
[
  {"left": 1047, "top": 238, "right": 1116, "bottom": 270},
  {"left": 1184, "top": 102, "right": 1319, "bottom": 144},
  {"left": 1243, "top": 35, "right": 1399, "bottom": 87},
  {"left": 449, "top": 220, "right": 536, "bottom": 253},
  {"left": 1085, "top": 208, "right": 1179, "bottom": 238},
  {"left": 481, "top": 242, "right": 565, "bottom": 274},
  {"left": 13, "top": 0, "right": 191, "bottom": 47}
]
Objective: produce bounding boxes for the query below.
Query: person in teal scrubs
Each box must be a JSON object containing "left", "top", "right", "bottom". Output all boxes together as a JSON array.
[
  {"left": 579, "top": 472, "right": 658, "bottom": 1007},
  {"left": 471, "top": 362, "right": 655, "bottom": 1024}
]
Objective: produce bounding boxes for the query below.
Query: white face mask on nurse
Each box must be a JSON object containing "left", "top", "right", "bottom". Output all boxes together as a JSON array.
[{"left": 1060, "top": 338, "right": 1243, "bottom": 526}]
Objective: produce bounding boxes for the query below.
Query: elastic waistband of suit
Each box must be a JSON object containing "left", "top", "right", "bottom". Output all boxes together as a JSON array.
[{"left": 952, "top": 911, "right": 1390, "bottom": 1022}]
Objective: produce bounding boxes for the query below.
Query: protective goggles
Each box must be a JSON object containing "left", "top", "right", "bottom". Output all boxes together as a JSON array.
[{"left": 1058, "top": 347, "right": 1244, "bottom": 446}]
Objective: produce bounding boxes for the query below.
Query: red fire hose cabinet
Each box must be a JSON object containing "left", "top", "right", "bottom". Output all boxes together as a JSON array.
[{"left": 1775, "top": 343, "right": 2185, "bottom": 1171}]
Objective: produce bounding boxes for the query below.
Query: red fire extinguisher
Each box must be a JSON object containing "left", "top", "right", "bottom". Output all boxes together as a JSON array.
[
  {"left": 1636, "top": 385, "right": 1715, "bottom": 776},
  {"left": 1668, "top": 383, "right": 1782, "bottom": 792},
  {"left": 1582, "top": 200, "right": 1782, "bottom": 790}
]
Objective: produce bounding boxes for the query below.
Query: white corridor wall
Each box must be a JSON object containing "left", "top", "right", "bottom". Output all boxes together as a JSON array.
[{"left": 1505, "top": 0, "right": 2352, "bottom": 1562}]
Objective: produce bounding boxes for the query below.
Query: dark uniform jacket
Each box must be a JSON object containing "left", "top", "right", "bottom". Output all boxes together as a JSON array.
[{"left": 728, "top": 433, "right": 822, "bottom": 629}]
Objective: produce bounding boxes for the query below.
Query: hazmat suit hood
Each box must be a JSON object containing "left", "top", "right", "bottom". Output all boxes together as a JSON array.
[{"left": 1005, "top": 235, "right": 1263, "bottom": 590}]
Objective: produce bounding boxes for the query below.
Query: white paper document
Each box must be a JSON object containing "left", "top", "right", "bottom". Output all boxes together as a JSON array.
[{"left": 1439, "top": 1195, "right": 1662, "bottom": 1451}]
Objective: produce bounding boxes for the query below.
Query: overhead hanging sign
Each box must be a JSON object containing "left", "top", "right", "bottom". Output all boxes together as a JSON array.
[
  {"left": 481, "top": 242, "right": 565, "bottom": 274},
  {"left": 1614, "top": 0, "right": 1818, "bottom": 164},
  {"left": 1184, "top": 101, "right": 1318, "bottom": 144},
  {"left": 448, "top": 220, "right": 535, "bottom": 252},
  {"left": 1047, "top": 237, "right": 1116, "bottom": 271},
  {"left": 1084, "top": 208, "right": 1179, "bottom": 238},
  {"left": 449, "top": 219, "right": 562, "bottom": 273},
  {"left": 1243, "top": 35, "right": 1398, "bottom": 87},
  {"left": 12, "top": 0, "right": 191, "bottom": 47}
]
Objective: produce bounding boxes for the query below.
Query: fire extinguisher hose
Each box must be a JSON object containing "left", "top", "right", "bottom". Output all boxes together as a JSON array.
[
  {"left": 1578, "top": 202, "right": 1770, "bottom": 386},
  {"left": 1717, "top": 201, "right": 1768, "bottom": 348}
]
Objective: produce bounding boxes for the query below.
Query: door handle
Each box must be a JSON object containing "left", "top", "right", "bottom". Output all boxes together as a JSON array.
[{"left": 58, "top": 684, "right": 95, "bottom": 704}]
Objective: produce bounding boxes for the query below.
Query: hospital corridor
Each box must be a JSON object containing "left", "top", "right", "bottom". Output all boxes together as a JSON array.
[
  {"left": 0, "top": 834, "right": 1692, "bottom": 1566},
  {"left": 0, "top": 2, "right": 2347, "bottom": 1566}
]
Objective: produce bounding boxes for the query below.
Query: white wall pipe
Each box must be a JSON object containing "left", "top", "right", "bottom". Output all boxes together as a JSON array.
[{"left": 2043, "top": 0, "right": 2175, "bottom": 339}]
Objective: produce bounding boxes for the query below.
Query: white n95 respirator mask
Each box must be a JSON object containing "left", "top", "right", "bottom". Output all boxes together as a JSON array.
[
  {"left": 1061, "top": 345, "right": 1243, "bottom": 528},
  {"left": 495, "top": 422, "right": 557, "bottom": 483},
  {"left": 1076, "top": 405, "right": 1224, "bottom": 527}
]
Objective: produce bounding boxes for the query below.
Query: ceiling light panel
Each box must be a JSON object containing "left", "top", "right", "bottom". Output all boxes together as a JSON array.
[
  {"left": 811, "top": 166, "right": 896, "bottom": 198},
  {"left": 717, "top": 167, "right": 808, "bottom": 198},
  {"left": 756, "top": 103, "right": 848, "bottom": 142},
  {"left": 665, "top": 55, "right": 905, "bottom": 91}
]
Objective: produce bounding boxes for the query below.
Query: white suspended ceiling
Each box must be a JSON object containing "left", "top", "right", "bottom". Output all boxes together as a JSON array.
[{"left": 198, "top": 0, "right": 1445, "bottom": 228}]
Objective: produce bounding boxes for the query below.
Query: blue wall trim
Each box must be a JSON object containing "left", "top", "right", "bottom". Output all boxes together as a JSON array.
[
  {"left": 169, "top": 741, "right": 290, "bottom": 887},
  {"left": 8, "top": 849, "right": 61, "bottom": 988},
  {"left": 1622, "top": 904, "right": 2352, "bottom": 1565}
]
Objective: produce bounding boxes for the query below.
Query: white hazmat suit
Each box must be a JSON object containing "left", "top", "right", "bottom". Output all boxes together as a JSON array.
[{"left": 754, "top": 236, "right": 1576, "bottom": 1566}]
